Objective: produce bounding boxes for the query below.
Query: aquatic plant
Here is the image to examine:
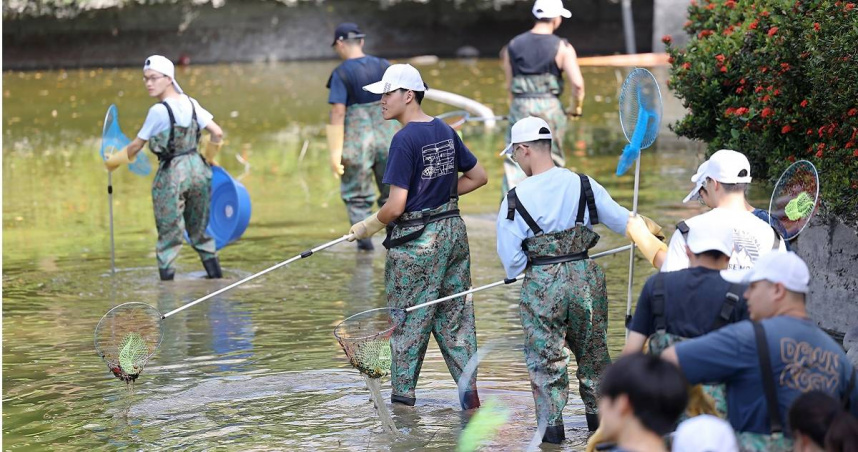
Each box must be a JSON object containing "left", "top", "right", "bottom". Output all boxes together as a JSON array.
[{"left": 664, "top": 0, "right": 858, "bottom": 224}]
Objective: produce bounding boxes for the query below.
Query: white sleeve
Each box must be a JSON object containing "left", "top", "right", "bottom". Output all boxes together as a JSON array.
[
  {"left": 190, "top": 98, "right": 214, "bottom": 130},
  {"left": 588, "top": 177, "right": 631, "bottom": 235},
  {"left": 136, "top": 104, "right": 170, "bottom": 141},
  {"left": 660, "top": 230, "right": 690, "bottom": 272},
  {"left": 496, "top": 197, "right": 529, "bottom": 279}
]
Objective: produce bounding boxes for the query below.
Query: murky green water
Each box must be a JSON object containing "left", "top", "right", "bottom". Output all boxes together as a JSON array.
[{"left": 3, "top": 60, "right": 771, "bottom": 450}]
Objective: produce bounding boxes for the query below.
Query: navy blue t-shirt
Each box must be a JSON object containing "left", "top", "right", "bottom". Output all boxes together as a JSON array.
[
  {"left": 383, "top": 118, "right": 478, "bottom": 213},
  {"left": 629, "top": 267, "right": 749, "bottom": 338},
  {"left": 327, "top": 56, "right": 390, "bottom": 106},
  {"left": 676, "top": 316, "right": 858, "bottom": 435},
  {"left": 751, "top": 208, "right": 791, "bottom": 251}
]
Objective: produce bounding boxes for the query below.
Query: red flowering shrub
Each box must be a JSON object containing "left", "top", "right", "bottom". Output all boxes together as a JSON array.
[{"left": 665, "top": 0, "right": 858, "bottom": 220}]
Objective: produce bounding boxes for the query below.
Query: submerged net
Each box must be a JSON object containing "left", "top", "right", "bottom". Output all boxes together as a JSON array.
[
  {"left": 333, "top": 308, "right": 405, "bottom": 379},
  {"left": 95, "top": 302, "right": 163, "bottom": 383},
  {"left": 769, "top": 160, "right": 819, "bottom": 240}
]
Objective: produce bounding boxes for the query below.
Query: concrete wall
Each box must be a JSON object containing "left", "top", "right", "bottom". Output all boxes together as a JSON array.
[
  {"left": 652, "top": 0, "right": 690, "bottom": 52},
  {"left": 3, "top": 0, "right": 654, "bottom": 70}
]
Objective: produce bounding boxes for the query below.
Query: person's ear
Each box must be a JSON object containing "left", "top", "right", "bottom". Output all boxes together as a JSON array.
[{"left": 616, "top": 393, "right": 633, "bottom": 416}]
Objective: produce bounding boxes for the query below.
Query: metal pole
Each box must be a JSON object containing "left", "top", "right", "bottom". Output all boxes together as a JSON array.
[
  {"left": 621, "top": 0, "right": 637, "bottom": 54},
  {"left": 625, "top": 157, "right": 642, "bottom": 337},
  {"left": 108, "top": 172, "right": 115, "bottom": 274}
]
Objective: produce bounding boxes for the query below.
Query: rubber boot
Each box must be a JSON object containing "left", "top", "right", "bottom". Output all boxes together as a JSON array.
[
  {"left": 159, "top": 268, "right": 175, "bottom": 281},
  {"left": 586, "top": 413, "right": 600, "bottom": 432},
  {"left": 542, "top": 424, "right": 566, "bottom": 444},
  {"left": 460, "top": 390, "right": 481, "bottom": 410},
  {"left": 203, "top": 257, "right": 223, "bottom": 279},
  {"left": 391, "top": 394, "right": 416, "bottom": 406},
  {"left": 357, "top": 238, "right": 374, "bottom": 251}
]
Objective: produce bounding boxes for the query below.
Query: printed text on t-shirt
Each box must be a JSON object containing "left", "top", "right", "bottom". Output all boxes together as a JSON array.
[{"left": 779, "top": 338, "right": 841, "bottom": 392}]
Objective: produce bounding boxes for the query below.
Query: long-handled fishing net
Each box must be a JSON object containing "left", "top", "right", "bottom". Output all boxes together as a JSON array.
[
  {"left": 94, "top": 235, "right": 352, "bottom": 383},
  {"left": 768, "top": 160, "right": 819, "bottom": 240},
  {"left": 438, "top": 109, "right": 472, "bottom": 131},
  {"left": 100, "top": 104, "right": 151, "bottom": 273},
  {"left": 615, "top": 68, "right": 663, "bottom": 336}
]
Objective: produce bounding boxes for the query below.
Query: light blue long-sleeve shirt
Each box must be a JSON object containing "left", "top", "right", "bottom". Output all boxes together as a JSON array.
[{"left": 496, "top": 167, "right": 631, "bottom": 279}]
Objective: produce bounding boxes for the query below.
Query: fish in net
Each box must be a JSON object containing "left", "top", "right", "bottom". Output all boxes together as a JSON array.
[
  {"left": 333, "top": 308, "right": 406, "bottom": 379},
  {"left": 95, "top": 302, "right": 163, "bottom": 383}
]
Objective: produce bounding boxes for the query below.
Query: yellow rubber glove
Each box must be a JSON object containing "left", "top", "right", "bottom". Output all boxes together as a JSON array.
[
  {"left": 203, "top": 139, "right": 223, "bottom": 166},
  {"left": 640, "top": 215, "right": 666, "bottom": 241},
  {"left": 326, "top": 124, "right": 345, "bottom": 179},
  {"left": 105, "top": 148, "right": 131, "bottom": 172},
  {"left": 626, "top": 214, "right": 668, "bottom": 267},
  {"left": 347, "top": 212, "right": 387, "bottom": 241}
]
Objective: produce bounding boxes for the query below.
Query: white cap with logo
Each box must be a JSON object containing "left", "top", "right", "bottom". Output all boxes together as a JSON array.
[
  {"left": 682, "top": 149, "right": 753, "bottom": 203},
  {"left": 685, "top": 220, "right": 734, "bottom": 256},
  {"left": 532, "top": 0, "right": 572, "bottom": 18},
  {"left": 143, "top": 55, "right": 183, "bottom": 95},
  {"left": 499, "top": 116, "right": 553, "bottom": 155},
  {"left": 363, "top": 64, "right": 426, "bottom": 95},
  {"left": 721, "top": 251, "right": 810, "bottom": 294}
]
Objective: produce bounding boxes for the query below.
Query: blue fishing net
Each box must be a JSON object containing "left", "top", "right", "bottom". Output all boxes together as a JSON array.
[
  {"left": 101, "top": 104, "right": 151, "bottom": 176},
  {"left": 616, "top": 68, "right": 663, "bottom": 176}
]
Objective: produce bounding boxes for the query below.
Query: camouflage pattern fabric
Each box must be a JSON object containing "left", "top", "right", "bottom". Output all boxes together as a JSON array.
[
  {"left": 504, "top": 74, "right": 568, "bottom": 192},
  {"left": 647, "top": 332, "right": 728, "bottom": 419},
  {"left": 736, "top": 432, "right": 793, "bottom": 452},
  {"left": 384, "top": 200, "right": 478, "bottom": 402},
  {"left": 149, "top": 121, "right": 216, "bottom": 272},
  {"left": 519, "top": 225, "right": 610, "bottom": 427},
  {"left": 342, "top": 101, "right": 397, "bottom": 225}
]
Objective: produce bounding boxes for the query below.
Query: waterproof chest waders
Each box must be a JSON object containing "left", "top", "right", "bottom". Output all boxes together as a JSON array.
[
  {"left": 381, "top": 156, "right": 479, "bottom": 410},
  {"left": 506, "top": 174, "right": 610, "bottom": 442},
  {"left": 148, "top": 98, "right": 219, "bottom": 280}
]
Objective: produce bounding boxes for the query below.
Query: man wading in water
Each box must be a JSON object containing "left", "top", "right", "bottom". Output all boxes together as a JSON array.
[
  {"left": 495, "top": 117, "right": 665, "bottom": 443},
  {"left": 500, "top": 0, "right": 585, "bottom": 192},
  {"left": 347, "top": 64, "right": 488, "bottom": 410},
  {"left": 326, "top": 22, "right": 397, "bottom": 251},
  {"left": 104, "top": 55, "right": 224, "bottom": 281}
]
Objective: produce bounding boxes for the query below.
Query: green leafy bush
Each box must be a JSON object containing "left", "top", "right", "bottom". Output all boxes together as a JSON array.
[{"left": 664, "top": 0, "right": 858, "bottom": 222}]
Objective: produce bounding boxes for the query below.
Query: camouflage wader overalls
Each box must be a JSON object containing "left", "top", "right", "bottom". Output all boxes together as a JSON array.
[
  {"left": 506, "top": 174, "right": 610, "bottom": 440},
  {"left": 342, "top": 101, "right": 396, "bottom": 225},
  {"left": 149, "top": 98, "right": 216, "bottom": 276},
  {"left": 383, "top": 191, "right": 480, "bottom": 410},
  {"left": 504, "top": 74, "right": 568, "bottom": 191}
]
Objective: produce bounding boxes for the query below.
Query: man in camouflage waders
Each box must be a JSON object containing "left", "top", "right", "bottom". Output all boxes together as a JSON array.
[
  {"left": 500, "top": 0, "right": 585, "bottom": 192},
  {"left": 327, "top": 22, "right": 398, "bottom": 251},
  {"left": 495, "top": 117, "right": 664, "bottom": 443},
  {"left": 346, "top": 64, "right": 488, "bottom": 410},
  {"left": 105, "top": 55, "right": 224, "bottom": 281}
]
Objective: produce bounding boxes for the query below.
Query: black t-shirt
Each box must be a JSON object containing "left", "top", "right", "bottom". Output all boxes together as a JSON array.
[{"left": 629, "top": 267, "right": 749, "bottom": 338}]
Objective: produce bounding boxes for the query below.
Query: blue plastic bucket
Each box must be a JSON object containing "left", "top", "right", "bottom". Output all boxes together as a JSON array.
[{"left": 185, "top": 166, "right": 251, "bottom": 250}]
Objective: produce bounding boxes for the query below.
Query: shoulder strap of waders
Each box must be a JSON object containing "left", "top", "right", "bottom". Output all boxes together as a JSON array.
[
  {"left": 844, "top": 366, "right": 856, "bottom": 410},
  {"left": 162, "top": 101, "right": 176, "bottom": 155},
  {"left": 506, "top": 188, "right": 543, "bottom": 236},
  {"left": 771, "top": 226, "right": 782, "bottom": 250},
  {"left": 188, "top": 95, "right": 200, "bottom": 145},
  {"left": 676, "top": 221, "right": 690, "bottom": 242},
  {"left": 651, "top": 273, "right": 667, "bottom": 334},
  {"left": 712, "top": 283, "right": 744, "bottom": 330},
  {"left": 753, "top": 321, "right": 784, "bottom": 434},
  {"left": 576, "top": 174, "right": 599, "bottom": 225}
]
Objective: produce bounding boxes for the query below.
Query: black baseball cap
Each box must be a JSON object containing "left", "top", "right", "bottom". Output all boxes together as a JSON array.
[{"left": 332, "top": 22, "right": 366, "bottom": 46}]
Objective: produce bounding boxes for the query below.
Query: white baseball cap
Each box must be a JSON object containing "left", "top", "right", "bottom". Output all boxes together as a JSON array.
[
  {"left": 143, "top": 55, "right": 183, "bottom": 94},
  {"left": 363, "top": 64, "right": 426, "bottom": 95},
  {"left": 685, "top": 220, "right": 734, "bottom": 256},
  {"left": 533, "top": 0, "right": 572, "bottom": 19},
  {"left": 672, "top": 415, "right": 739, "bottom": 452},
  {"left": 682, "top": 149, "right": 753, "bottom": 203},
  {"left": 499, "top": 116, "right": 553, "bottom": 155},
  {"left": 721, "top": 251, "right": 810, "bottom": 294}
]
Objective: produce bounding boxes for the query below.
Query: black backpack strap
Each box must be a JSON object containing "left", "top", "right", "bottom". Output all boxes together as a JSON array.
[
  {"left": 651, "top": 273, "right": 667, "bottom": 334},
  {"left": 506, "top": 188, "right": 543, "bottom": 236},
  {"left": 676, "top": 221, "right": 690, "bottom": 242},
  {"left": 712, "top": 283, "right": 744, "bottom": 330},
  {"left": 771, "top": 227, "right": 782, "bottom": 250},
  {"left": 576, "top": 174, "right": 599, "bottom": 225},
  {"left": 844, "top": 367, "right": 856, "bottom": 411},
  {"left": 161, "top": 101, "right": 176, "bottom": 152},
  {"left": 753, "top": 321, "right": 783, "bottom": 434}
]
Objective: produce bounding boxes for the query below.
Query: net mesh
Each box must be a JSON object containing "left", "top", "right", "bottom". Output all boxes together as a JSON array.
[
  {"left": 101, "top": 104, "right": 151, "bottom": 176},
  {"left": 618, "top": 68, "right": 663, "bottom": 150},
  {"left": 333, "top": 308, "right": 406, "bottom": 379},
  {"left": 769, "top": 160, "right": 819, "bottom": 239},
  {"left": 95, "top": 302, "right": 163, "bottom": 383}
]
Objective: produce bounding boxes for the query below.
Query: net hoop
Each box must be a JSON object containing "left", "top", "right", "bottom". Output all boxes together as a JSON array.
[
  {"left": 768, "top": 160, "right": 820, "bottom": 240},
  {"left": 94, "top": 302, "right": 164, "bottom": 382},
  {"left": 618, "top": 68, "right": 663, "bottom": 150},
  {"left": 437, "top": 110, "right": 472, "bottom": 130},
  {"left": 333, "top": 307, "right": 405, "bottom": 378}
]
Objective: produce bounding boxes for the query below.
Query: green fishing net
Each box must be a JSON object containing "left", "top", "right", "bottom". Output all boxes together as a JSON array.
[
  {"left": 784, "top": 191, "right": 814, "bottom": 221},
  {"left": 95, "top": 302, "right": 163, "bottom": 383},
  {"left": 334, "top": 308, "right": 405, "bottom": 379}
]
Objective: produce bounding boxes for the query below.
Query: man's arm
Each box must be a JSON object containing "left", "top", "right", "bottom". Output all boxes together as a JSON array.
[
  {"left": 557, "top": 42, "right": 584, "bottom": 116},
  {"left": 377, "top": 186, "right": 407, "bottom": 224},
  {"left": 326, "top": 103, "right": 347, "bottom": 178},
  {"left": 622, "top": 332, "right": 648, "bottom": 356},
  {"left": 458, "top": 162, "right": 487, "bottom": 196},
  {"left": 500, "top": 46, "right": 513, "bottom": 104},
  {"left": 329, "top": 103, "right": 346, "bottom": 126}
]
